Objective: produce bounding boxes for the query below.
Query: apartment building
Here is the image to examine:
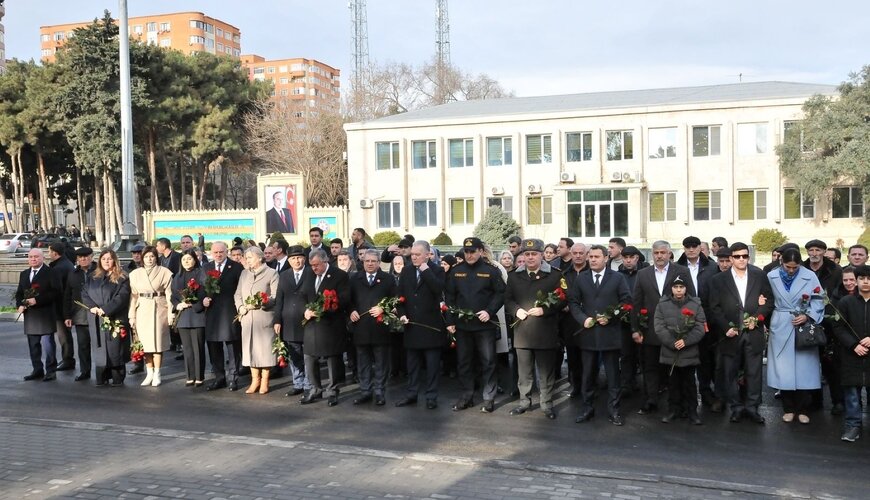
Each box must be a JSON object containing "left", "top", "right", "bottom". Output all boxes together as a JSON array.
[
  {"left": 0, "top": 2, "right": 6, "bottom": 74},
  {"left": 344, "top": 81, "right": 862, "bottom": 247},
  {"left": 241, "top": 55, "right": 341, "bottom": 114},
  {"left": 39, "top": 11, "right": 241, "bottom": 62}
]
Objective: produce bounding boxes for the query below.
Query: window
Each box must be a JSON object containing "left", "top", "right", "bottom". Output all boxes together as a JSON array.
[
  {"left": 204, "top": 23, "right": 214, "bottom": 34},
  {"left": 487, "top": 137, "right": 512, "bottom": 166},
  {"left": 692, "top": 125, "right": 721, "bottom": 157},
  {"left": 377, "top": 201, "right": 401, "bottom": 229},
  {"left": 784, "top": 120, "right": 809, "bottom": 152},
  {"left": 253, "top": 67, "right": 265, "bottom": 75},
  {"left": 693, "top": 191, "right": 721, "bottom": 221},
  {"left": 279, "top": 77, "right": 289, "bottom": 84},
  {"left": 413, "top": 200, "right": 437, "bottom": 227},
  {"left": 279, "top": 65, "right": 287, "bottom": 73},
  {"left": 133, "top": 25, "right": 143, "bottom": 34},
  {"left": 159, "top": 22, "right": 170, "bottom": 32},
  {"left": 53, "top": 32, "right": 64, "bottom": 41},
  {"left": 205, "top": 38, "right": 215, "bottom": 49},
  {"left": 566, "top": 132, "right": 592, "bottom": 162},
  {"left": 784, "top": 188, "right": 814, "bottom": 219},
  {"left": 737, "top": 123, "right": 768, "bottom": 155},
  {"left": 648, "top": 127, "right": 677, "bottom": 159},
  {"left": 527, "top": 196, "right": 553, "bottom": 225},
  {"left": 487, "top": 197, "right": 513, "bottom": 219},
  {"left": 160, "top": 39, "right": 171, "bottom": 47},
  {"left": 737, "top": 189, "right": 767, "bottom": 220},
  {"left": 146, "top": 22, "right": 157, "bottom": 32},
  {"left": 41, "top": 48, "right": 54, "bottom": 57},
  {"left": 412, "top": 140, "right": 437, "bottom": 169},
  {"left": 189, "top": 35, "right": 205, "bottom": 45},
  {"left": 832, "top": 187, "right": 864, "bottom": 218},
  {"left": 216, "top": 28, "right": 223, "bottom": 37},
  {"left": 649, "top": 192, "right": 677, "bottom": 222},
  {"left": 225, "top": 32, "right": 233, "bottom": 41},
  {"left": 40, "top": 34, "right": 50, "bottom": 42},
  {"left": 450, "top": 198, "right": 475, "bottom": 225},
  {"left": 526, "top": 134, "right": 552, "bottom": 164},
  {"left": 606, "top": 130, "right": 633, "bottom": 161},
  {"left": 267, "top": 67, "right": 276, "bottom": 74},
  {"left": 449, "top": 138, "right": 473, "bottom": 168},
  {"left": 189, "top": 20, "right": 205, "bottom": 30},
  {"left": 280, "top": 89, "right": 289, "bottom": 96},
  {"left": 376, "top": 142, "right": 400, "bottom": 170}
]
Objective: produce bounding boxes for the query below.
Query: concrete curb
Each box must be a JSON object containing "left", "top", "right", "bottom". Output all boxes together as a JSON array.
[
  {"left": 0, "top": 416, "right": 824, "bottom": 498},
  {"left": 0, "top": 312, "right": 21, "bottom": 322}
]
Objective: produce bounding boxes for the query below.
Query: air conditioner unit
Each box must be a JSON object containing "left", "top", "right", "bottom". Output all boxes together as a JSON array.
[
  {"left": 560, "top": 172, "right": 576, "bottom": 183},
  {"left": 528, "top": 184, "right": 542, "bottom": 194},
  {"left": 621, "top": 171, "right": 633, "bottom": 182},
  {"left": 491, "top": 187, "right": 505, "bottom": 196},
  {"left": 610, "top": 171, "right": 623, "bottom": 183},
  {"left": 359, "top": 198, "right": 374, "bottom": 209}
]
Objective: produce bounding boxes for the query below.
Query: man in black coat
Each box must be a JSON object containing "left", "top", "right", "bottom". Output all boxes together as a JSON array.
[
  {"left": 156, "top": 238, "right": 181, "bottom": 275},
  {"left": 617, "top": 246, "right": 648, "bottom": 396},
  {"left": 201, "top": 241, "right": 244, "bottom": 391},
  {"left": 63, "top": 247, "right": 96, "bottom": 381},
  {"left": 832, "top": 264, "right": 870, "bottom": 442},
  {"left": 48, "top": 243, "right": 76, "bottom": 371},
  {"left": 301, "top": 248, "right": 350, "bottom": 406},
  {"left": 395, "top": 240, "right": 446, "bottom": 409},
  {"left": 570, "top": 244, "right": 632, "bottom": 425},
  {"left": 445, "top": 237, "right": 506, "bottom": 413},
  {"left": 560, "top": 243, "right": 588, "bottom": 397},
  {"left": 348, "top": 249, "right": 397, "bottom": 405},
  {"left": 631, "top": 240, "right": 696, "bottom": 415},
  {"left": 269, "top": 239, "right": 291, "bottom": 274},
  {"left": 505, "top": 239, "right": 566, "bottom": 419},
  {"left": 274, "top": 245, "right": 313, "bottom": 397},
  {"left": 16, "top": 249, "right": 60, "bottom": 381},
  {"left": 708, "top": 242, "right": 774, "bottom": 424}
]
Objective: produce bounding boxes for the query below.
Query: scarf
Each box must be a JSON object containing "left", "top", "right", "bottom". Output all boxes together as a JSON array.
[{"left": 779, "top": 266, "right": 798, "bottom": 292}]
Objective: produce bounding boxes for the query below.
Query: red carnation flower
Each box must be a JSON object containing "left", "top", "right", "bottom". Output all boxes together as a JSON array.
[
  {"left": 640, "top": 308, "right": 648, "bottom": 315},
  {"left": 398, "top": 296, "right": 406, "bottom": 303},
  {"left": 802, "top": 293, "right": 810, "bottom": 300},
  {"left": 813, "top": 286, "right": 821, "bottom": 294},
  {"left": 120, "top": 327, "right": 127, "bottom": 338},
  {"left": 31, "top": 283, "right": 40, "bottom": 289},
  {"left": 450, "top": 341, "right": 456, "bottom": 349},
  {"left": 260, "top": 291, "right": 269, "bottom": 304},
  {"left": 207, "top": 270, "right": 221, "bottom": 279},
  {"left": 757, "top": 314, "right": 765, "bottom": 322},
  {"left": 621, "top": 304, "right": 633, "bottom": 312},
  {"left": 681, "top": 308, "right": 694, "bottom": 317},
  {"left": 440, "top": 304, "right": 448, "bottom": 312},
  {"left": 376, "top": 314, "right": 384, "bottom": 324}
]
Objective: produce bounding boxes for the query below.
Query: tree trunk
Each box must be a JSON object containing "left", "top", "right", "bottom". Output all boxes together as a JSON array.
[
  {"left": 8, "top": 148, "right": 19, "bottom": 232},
  {"left": 110, "top": 178, "right": 123, "bottom": 237},
  {"left": 147, "top": 128, "right": 160, "bottom": 212},
  {"left": 180, "top": 158, "right": 186, "bottom": 211},
  {"left": 75, "top": 167, "right": 84, "bottom": 235},
  {"left": 219, "top": 160, "right": 228, "bottom": 210},
  {"left": 191, "top": 160, "right": 199, "bottom": 211},
  {"left": 0, "top": 182, "right": 11, "bottom": 233},
  {"left": 160, "top": 150, "right": 176, "bottom": 210},
  {"left": 93, "top": 171, "right": 104, "bottom": 246},
  {"left": 102, "top": 167, "right": 113, "bottom": 243},
  {"left": 199, "top": 160, "right": 209, "bottom": 210},
  {"left": 37, "top": 152, "right": 51, "bottom": 231}
]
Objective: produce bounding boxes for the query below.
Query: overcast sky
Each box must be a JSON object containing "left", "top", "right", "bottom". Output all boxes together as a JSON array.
[{"left": 6, "top": 0, "right": 869, "bottom": 96}]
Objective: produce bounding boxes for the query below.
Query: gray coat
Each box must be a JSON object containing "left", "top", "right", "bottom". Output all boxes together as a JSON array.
[
  {"left": 653, "top": 296, "right": 706, "bottom": 367},
  {"left": 234, "top": 265, "right": 280, "bottom": 367}
]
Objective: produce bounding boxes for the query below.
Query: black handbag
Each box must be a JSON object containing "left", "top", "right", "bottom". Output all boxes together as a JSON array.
[{"left": 794, "top": 321, "right": 826, "bottom": 349}]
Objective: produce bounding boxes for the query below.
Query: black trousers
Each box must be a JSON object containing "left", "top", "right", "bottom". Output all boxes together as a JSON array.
[
  {"left": 406, "top": 347, "right": 441, "bottom": 400},
  {"left": 55, "top": 320, "right": 75, "bottom": 366},
  {"left": 207, "top": 339, "right": 242, "bottom": 384},
  {"left": 720, "top": 339, "right": 763, "bottom": 413},
  {"left": 456, "top": 328, "right": 497, "bottom": 401},
  {"left": 620, "top": 330, "right": 640, "bottom": 391},
  {"left": 304, "top": 354, "right": 343, "bottom": 397},
  {"left": 697, "top": 332, "right": 720, "bottom": 400},
  {"left": 178, "top": 328, "right": 206, "bottom": 381},
  {"left": 27, "top": 334, "right": 57, "bottom": 375},
  {"left": 356, "top": 344, "right": 390, "bottom": 396},
  {"left": 782, "top": 390, "right": 813, "bottom": 414},
  {"left": 581, "top": 349, "right": 621, "bottom": 415},
  {"left": 565, "top": 344, "right": 583, "bottom": 391},
  {"left": 74, "top": 324, "right": 92, "bottom": 376},
  {"left": 516, "top": 348, "right": 559, "bottom": 410},
  {"left": 640, "top": 344, "right": 662, "bottom": 406},
  {"left": 667, "top": 365, "right": 698, "bottom": 414}
]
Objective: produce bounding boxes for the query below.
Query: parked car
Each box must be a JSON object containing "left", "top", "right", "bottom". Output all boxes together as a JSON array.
[
  {"left": 32, "top": 233, "right": 83, "bottom": 249},
  {"left": 0, "top": 233, "right": 33, "bottom": 253}
]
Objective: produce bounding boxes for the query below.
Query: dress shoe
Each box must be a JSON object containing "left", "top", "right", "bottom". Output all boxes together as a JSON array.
[
  {"left": 480, "top": 400, "right": 495, "bottom": 413},
  {"left": 575, "top": 409, "right": 594, "bottom": 423},
  {"left": 798, "top": 414, "right": 810, "bottom": 424},
  {"left": 452, "top": 398, "right": 473, "bottom": 411},
  {"left": 636, "top": 403, "right": 657, "bottom": 415},
  {"left": 353, "top": 394, "right": 373, "bottom": 405},
  {"left": 426, "top": 399, "right": 438, "bottom": 410},
  {"left": 23, "top": 372, "right": 44, "bottom": 381},
  {"left": 661, "top": 412, "right": 678, "bottom": 424},
  {"left": 300, "top": 392, "right": 323, "bottom": 404},
  {"left": 207, "top": 380, "right": 227, "bottom": 391},
  {"left": 608, "top": 413, "right": 625, "bottom": 426},
  {"left": 509, "top": 406, "right": 528, "bottom": 416},
  {"left": 782, "top": 412, "right": 795, "bottom": 423},
  {"left": 395, "top": 397, "right": 417, "bottom": 407},
  {"left": 128, "top": 363, "right": 144, "bottom": 375},
  {"left": 543, "top": 408, "right": 556, "bottom": 420},
  {"left": 56, "top": 362, "right": 75, "bottom": 372},
  {"left": 710, "top": 400, "right": 725, "bottom": 413},
  {"left": 110, "top": 379, "right": 124, "bottom": 386},
  {"left": 74, "top": 373, "right": 90, "bottom": 382},
  {"left": 744, "top": 410, "right": 765, "bottom": 424},
  {"left": 729, "top": 411, "right": 742, "bottom": 423},
  {"left": 228, "top": 381, "right": 239, "bottom": 391},
  {"left": 285, "top": 387, "right": 304, "bottom": 397},
  {"left": 42, "top": 373, "right": 57, "bottom": 382},
  {"left": 327, "top": 394, "right": 339, "bottom": 407},
  {"left": 374, "top": 395, "right": 386, "bottom": 406}
]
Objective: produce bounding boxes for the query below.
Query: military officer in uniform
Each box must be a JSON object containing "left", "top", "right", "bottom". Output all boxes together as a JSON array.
[
  {"left": 504, "top": 239, "right": 567, "bottom": 419},
  {"left": 445, "top": 237, "right": 506, "bottom": 413}
]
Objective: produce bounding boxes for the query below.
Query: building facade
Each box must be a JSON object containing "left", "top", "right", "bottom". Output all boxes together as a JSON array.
[
  {"left": 39, "top": 11, "right": 241, "bottom": 62},
  {"left": 241, "top": 55, "right": 340, "bottom": 115},
  {"left": 0, "top": 1, "right": 6, "bottom": 74},
  {"left": 344, "top": 82, "right": 863, "bottom": 246}
]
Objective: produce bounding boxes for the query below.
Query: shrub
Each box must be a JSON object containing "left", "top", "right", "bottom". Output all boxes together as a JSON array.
[
  {"left": 751, "top": 228, "right": 788, "bottom": 253},
  {"left": 431, "top": 232, "right": 452, "bottom": 246},
  {"left": 473, "top": 207, "right": 521, "bottom": 247},
  {"left": 857, "top": 227, "right": 870, "bottom": 249},
  {"left": 373, "top": 230, "right": 402, "bottom": 247}
]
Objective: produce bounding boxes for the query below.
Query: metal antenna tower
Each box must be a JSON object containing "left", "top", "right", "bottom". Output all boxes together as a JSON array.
[
  {"left": 349, "top": 0, "right": 370, "bottom": 95},
  {"left": 435, "top": 0, "right": 451, "bottom": 103}
]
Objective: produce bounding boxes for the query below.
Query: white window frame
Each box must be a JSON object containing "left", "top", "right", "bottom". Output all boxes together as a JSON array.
[
  {"left": 692, "top": 125, "right": 721, "bottom": 157},
  {"left": 649, "top": 192, "right": 677, "bottom": 222},
  {"left": 448, "top": 138, "right": 473, "bottom": 168},
  {"left": 737, "top": 122, "right": 768, "bottom": 155},
  {"left": 648, "top": 127, "right": 678, "bottom": 159},
  {"left": 412, "top": 140, "right": 437, "bottom": 169},
  {"left": 526, "top": 134, "right": 552, "bottom": 164},
  {"left": 783, "top": 188, "right": 815, "bottom": 219},
  {"left": 527, "top": 196, "right": 553, "bottom": 225},
  {"left": 413, "top": 199, "right": 438, "bottom": 227},
  {"left": 376, "top": 142, "right": 400, "bottom": 171},
  {"left": 566, "top": 132, "right": 592, "bottom": 162},
  {"left": 487, "top": 197, "right": 514, "bottom": 219},
  {"left": 737, "top": 189, "right": 768, "bottom": 221},
  {"left": 487, "top": 137, "right": 512, "bottom": 166},
  {"left": 377, "top": 200, "right": 401, "bottom": 229},
  {"left": 692, "top": 190, "right": 721, "bottom": 221},
  {"left": 450, "top": 198, "right": 475, "bottom": 226},
  {"left": 832, "top": 187, "right": 864, "bottom": 219},
  {"left": 606, "top": 130, "right": 633, "bottom": 161}
]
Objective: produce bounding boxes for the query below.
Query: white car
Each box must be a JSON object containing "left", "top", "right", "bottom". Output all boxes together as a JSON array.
[{"left": 0, "top": 233, "right": 33, "bottom": 253}]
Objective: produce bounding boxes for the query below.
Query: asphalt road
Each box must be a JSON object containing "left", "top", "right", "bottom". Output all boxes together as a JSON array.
[{"left": 0, "top": 321, "right": 865, "bottom": 498}]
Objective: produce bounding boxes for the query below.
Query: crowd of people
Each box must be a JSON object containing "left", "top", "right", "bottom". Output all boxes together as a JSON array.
[{"left": 14, "top": 227, "right": 870, "bottom": 443}]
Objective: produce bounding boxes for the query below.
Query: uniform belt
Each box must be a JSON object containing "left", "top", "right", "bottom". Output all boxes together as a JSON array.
[{"left": 139, "top": 292, "right": 165, "bottom": 298}]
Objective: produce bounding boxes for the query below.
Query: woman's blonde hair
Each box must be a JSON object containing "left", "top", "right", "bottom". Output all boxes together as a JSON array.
[{"left": 93, "top": 249, "right": 126, "bottom": 283}]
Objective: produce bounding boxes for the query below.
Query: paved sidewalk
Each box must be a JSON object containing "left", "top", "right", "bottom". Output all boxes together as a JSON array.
[{"left": 0, "top": 418, "right": 815, "bottom": 500}]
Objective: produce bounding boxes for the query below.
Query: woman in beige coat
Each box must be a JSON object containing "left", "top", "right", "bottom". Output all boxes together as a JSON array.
[
  {"left": 128, "top": 246, "right": 173, "bottom": 387},
  {"left": 234, "top": 246, "right": 279, "bottom": 394}
]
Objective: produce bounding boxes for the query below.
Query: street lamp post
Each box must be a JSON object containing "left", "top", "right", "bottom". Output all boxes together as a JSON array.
[{"left": 117, "top": 0, "right": 140, "bottom": 250}]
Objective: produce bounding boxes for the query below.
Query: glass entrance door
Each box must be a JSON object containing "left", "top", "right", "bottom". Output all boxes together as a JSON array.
[{"left": 568, "top": 189, "right": 628, "bottom": 239}]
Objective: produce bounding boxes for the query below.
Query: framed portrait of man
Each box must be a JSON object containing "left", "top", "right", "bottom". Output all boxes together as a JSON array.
[{"left": 264, "top": 184, "right": 297, "bottom": 234}]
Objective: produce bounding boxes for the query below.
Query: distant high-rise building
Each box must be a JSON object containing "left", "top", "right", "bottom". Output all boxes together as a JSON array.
[
  {"left": 39, "top": 11, "right": 241, "bottom": 63},
  {"left": 241, "top": 55, "right": 341, "bottom": 115},
  {"left": 0, "top": 1, "right": 6, "bottom": 74}
]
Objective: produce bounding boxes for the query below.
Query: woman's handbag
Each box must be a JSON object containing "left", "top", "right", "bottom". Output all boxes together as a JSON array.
[{"left": 794, "top": 320, "right": 826, "bottom": 349}]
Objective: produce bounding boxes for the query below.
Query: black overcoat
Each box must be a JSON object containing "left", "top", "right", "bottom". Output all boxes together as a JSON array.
[
  {"left": 273, "top": 266, "right": 312, "bottom": 343},
  {"left": 349, "top": 269, "right": 397, "bottom": 346},
  {"left": 301, "top": 265, "right": 350, "bottom": 357},
  {"left": 396, "top": 260, "right": 446, "bottom": 350},
  {"left": 202, "top": 259, "right": 243, "bottom": 342}
]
